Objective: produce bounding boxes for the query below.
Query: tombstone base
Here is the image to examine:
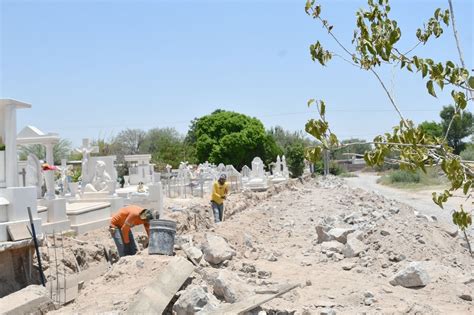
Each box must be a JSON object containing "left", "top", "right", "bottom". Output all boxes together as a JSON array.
[{"left": 0, "top": 218, "right": 42, "bottom": 242}]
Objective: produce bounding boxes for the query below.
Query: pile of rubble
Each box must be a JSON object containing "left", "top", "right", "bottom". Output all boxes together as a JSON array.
[{"left": 5, "top": 175, "right": 471, "bottom": 314}]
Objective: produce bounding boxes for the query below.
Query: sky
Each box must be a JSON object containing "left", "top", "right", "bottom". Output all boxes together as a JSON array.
[{"left": 1, "top": 0, "right": 473, "bottom": 147}]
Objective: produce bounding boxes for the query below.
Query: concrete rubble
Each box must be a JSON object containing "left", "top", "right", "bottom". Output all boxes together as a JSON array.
[
  {"left": 389, "top": 261, "right": 431, "bottom": 288},
  {"left": 202, "top": 233, "right": 237, "bottom": 265},
  {"left": 2, "top": 175, "right": 470, "bottom": 314}
]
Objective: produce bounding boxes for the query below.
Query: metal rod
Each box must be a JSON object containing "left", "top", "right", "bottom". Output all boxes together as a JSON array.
[
  {"left": 27, "top": 207, "right": 45, "bottom": 287},
  {"left": 60, "top": 233, "right": 67, "bottom": 304},
  {"left": 45, "top": 234, "right": 53, "bottom": 300},
  {"left": 52, "top": 231, "right": 60, "bottom": 304}
]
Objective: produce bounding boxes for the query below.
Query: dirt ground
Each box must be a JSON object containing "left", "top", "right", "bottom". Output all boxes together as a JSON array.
[{"left": 43, "top": 175, "right": 472, "bottom": 314}]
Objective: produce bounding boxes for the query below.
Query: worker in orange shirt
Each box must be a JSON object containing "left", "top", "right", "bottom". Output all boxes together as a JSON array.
[{"left": 109, "top": 205, "right": 154, "bottom": 257}]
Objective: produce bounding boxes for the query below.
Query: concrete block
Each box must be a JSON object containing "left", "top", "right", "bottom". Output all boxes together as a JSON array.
[{"left": 0, "top": 285, "right": 55, "bottom": 314}]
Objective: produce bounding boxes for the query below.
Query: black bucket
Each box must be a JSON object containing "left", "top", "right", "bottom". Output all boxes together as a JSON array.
[{"left": 148, "top": 219, "right": 176, "bottom": 256}]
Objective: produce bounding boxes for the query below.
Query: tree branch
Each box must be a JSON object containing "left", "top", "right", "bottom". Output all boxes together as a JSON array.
[{"left": 369, "top": 69, "right": 408, "bottom": 125}]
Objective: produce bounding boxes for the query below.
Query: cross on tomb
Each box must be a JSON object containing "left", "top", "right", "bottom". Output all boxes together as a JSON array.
[{"left": 18, "top": 168, "right": 26, "bottom": 187}]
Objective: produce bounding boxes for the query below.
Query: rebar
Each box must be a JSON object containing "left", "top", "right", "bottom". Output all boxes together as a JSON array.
[
  {"left": 52, "top": 231, "right": 60, "bottom": 304},
  {"left": 45, "top": 234, "right": 52, "bottom": 300},
  {"left": 60, "top": 233, "right": 67, "bottom": 304}
]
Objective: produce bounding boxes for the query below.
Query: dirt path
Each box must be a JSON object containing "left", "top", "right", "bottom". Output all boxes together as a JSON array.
[{"left": 344, "top": 172, "right": 472, "bottom": 235}]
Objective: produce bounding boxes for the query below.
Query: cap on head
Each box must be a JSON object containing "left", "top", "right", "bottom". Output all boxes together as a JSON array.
[
  {"left": 219, "top": 174, "right": 227, "bottom": 180},
  {"left": 141, "top": 209, "right": 154, "bottom": 221}
]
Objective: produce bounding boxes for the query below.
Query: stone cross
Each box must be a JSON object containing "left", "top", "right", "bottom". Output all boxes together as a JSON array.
[{"left": 18, "top": 168, "right": 26, "bottom": 187}]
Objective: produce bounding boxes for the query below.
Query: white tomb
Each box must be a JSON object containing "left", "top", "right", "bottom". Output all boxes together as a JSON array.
[
  {"left": 66, "top": 139, "right": 123, "bottom": 234},
  {"left": 16, "top": 125, "right": 71, "bottom": 234},
  {"left": 271, "top": 155, "right": 289, "bottom": 184},
  {"left": 0, "top": 99, "right": 42, "bottom": 241},
  {"left": 124, "top": 154, "right": 154, "bottom": 185},
  {"left": 247, "top": 157, "right": 269, "bottom": 191}
]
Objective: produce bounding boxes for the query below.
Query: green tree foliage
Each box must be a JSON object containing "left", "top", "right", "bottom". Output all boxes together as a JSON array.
[
  {"left": 286, "top": 142, "right": 305, "bottom": 178},
  {"left": 267, "top": 126, "right": 313, "bottom": 149},
  {"left": 419, "top": 121, "right": 443, "bottom": 138},
  {"left": 332, "top": 138, "right": 372, "bottom": 160},
  {"left": 440, "top": 106, "right": 473, "bottom": 154},
  {"left": 187, "top": 110, "right": 281, "bottom": 168},
  {"left": 141, "top": 127, "right": 189, "bottom": 169},
  {"left": 19, "top": 139, "right": 72, "bottom": 164}
]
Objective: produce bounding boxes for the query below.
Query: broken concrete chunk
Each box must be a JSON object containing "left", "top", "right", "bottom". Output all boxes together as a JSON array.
[
  {"left": 321, "top": 241, "right": 345, "bottom": 254},
  {"left": 342, "top": 263, "right": 356, "bottom": 271},
  {"left": 316, "top": 225, "right": 333, "bottom": 244},
  {"left": 202, "top": 233, "right": 236, "bottom": 265},
  {"left": 320, "top": 308, "right": 337, "bottom": 315},
  {"left": 347, "top": 230, "right": 364, "bottom": 242},
  {"left": 389, "top": 262, "right": 430, "bottom": 288},
  {"left": 257, "top": 270, "right": 272, "bottom": 279},
  {"left": 213, "top": 270, "right": 251, "bottom": 303},
  {"left": 240, "top": 263, "right": 257, "bottom": 274},
  {"left": 173, "top": 285, "right": 220, "bottom": 315},
  {"left": 266, "top": 253, "right": 278, "bottom": 262},
  {"left": 342, "top": 238, "right": 366, "bottom": 258},
  {"left": 328, "top": 228, "right": 354, "bottom": 244},
  {"left": 182, "top": 243, "right": 203, "bottom": 263},
  {"left": 0, "top": 285, "right": 55, "bottom": 315}
]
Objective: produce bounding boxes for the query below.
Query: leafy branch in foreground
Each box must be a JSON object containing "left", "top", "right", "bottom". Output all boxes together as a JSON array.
[{"left": 304, "top": 0, "right": 473, "bottom": 251}]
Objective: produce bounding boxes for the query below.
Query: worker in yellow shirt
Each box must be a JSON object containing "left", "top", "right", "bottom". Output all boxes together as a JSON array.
[{"left": 211, "top": 174, "right": 229, "bottom": 223}]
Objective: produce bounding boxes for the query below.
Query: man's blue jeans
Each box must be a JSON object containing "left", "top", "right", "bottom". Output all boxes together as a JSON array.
[
  {"left": 211, "top": 201, "right": 224, "bottom": 223},
  {"left": 111, "top": 228, "right": 137, "bottom": 257}
]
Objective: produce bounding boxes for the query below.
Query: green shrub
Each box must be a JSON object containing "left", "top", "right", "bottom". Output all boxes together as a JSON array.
[
  {"left": 460, "top": 144, "right": 474, "bottom": 161},
  {"left": 285, "top": 142, "right": 305, "bottom": 178},
  {"left": 379, "top": 167, "right": 445, "bottom": 187},
  {"left": 389, "top": 170, "right": 421, "bottom": 183},
  {"left": 0, "top": 144, "right": 4, "bottom": 151},
  {"left": 313, "top": 160, "right": 345, "bottom": 176}
]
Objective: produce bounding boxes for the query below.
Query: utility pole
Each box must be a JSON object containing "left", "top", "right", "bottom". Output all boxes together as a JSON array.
[{"left": 323, "top": 149, "right": 330, "bottom": 176}]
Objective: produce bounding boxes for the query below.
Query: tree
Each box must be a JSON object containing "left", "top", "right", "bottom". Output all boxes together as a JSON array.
[
  {"left": 187, "top": 110, "right": 281, "bottom": 169},
  {"left": 114, "top": 128, "right": 146, "bottom": 156},
  {"left": 440, "top": 105, "right": 473, "bottom": 154},
  {"left": 304, "top": 0, "right": 473, "bottom": 249},
  {"left": 332, "top": 138, "right": 372, "bottom": 160},
  {"left": 19, "top": 139, "right": 72, "bottom": 164},
  {"left": 419, "top": 121, "right": 443, "bottom": 139},
  {"left": 286, "top": 142, "right": 305, "bottom": 178},
  {"left": 141, "top": 127, "right": 188, "bottom": 169},
  {"left": 268, "top": 126, "right": 313, "bottom": 149}
]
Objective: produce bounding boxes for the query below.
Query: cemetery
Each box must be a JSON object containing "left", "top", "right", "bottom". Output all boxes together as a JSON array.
[
  {"left": 1, "top": 0, "right": 473, "bottom": 313},
  {"left": 0, "top": 98, "right": 471, "bottom": 315}
]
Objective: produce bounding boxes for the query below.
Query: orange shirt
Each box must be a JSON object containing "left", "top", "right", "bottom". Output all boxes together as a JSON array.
[{"left": 110, "top": 205, "right": 150, "bottom": 244}]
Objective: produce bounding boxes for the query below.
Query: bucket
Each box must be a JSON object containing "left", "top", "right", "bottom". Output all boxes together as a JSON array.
[{"left": 148, "top": 219, "right": 176, "bottom": 256}]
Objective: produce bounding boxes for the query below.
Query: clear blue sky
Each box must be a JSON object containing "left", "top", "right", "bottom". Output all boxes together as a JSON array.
[{"left": 1, "top": 0, "right": 472, "bottom": 147}]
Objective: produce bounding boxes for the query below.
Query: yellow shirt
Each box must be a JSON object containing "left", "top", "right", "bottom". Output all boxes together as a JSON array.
[{"left": 211, "top": 181, "right": 229, "bottom": 205}]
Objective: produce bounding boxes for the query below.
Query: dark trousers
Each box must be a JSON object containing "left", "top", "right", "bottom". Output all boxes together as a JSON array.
[
  {"left": 111, "top": 228, "right": 137, "bottom": 257},
  {"left": 211, "top": 201, "right": 224, "bottom": 223}
]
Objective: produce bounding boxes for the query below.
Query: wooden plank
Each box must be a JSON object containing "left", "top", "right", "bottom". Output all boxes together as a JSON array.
[
  {"left": 7, "top": 222, "right": 32, "bottom": 241},
  {"left": 127, "top": 256, "right": 195, "bottom": 314},
  {"left": 208, "top": 283, "right": 299, "bottom": 315}
]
